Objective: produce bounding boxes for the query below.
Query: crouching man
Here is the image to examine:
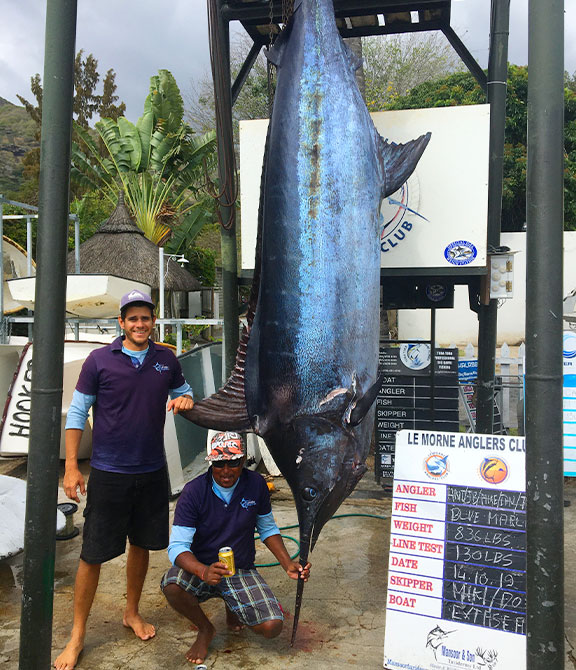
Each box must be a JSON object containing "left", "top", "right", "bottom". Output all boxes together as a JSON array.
[{"left": 160, "top": 432, "right": 311, "bottom": 664}]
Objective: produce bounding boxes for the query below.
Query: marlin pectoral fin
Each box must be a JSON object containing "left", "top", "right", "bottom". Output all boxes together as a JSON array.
[
  {"left": 348, "top": 370, "right": 387, "bottom": 426},
  {"left": 379, "top": 132, "right": 431, "bottom": 198}
]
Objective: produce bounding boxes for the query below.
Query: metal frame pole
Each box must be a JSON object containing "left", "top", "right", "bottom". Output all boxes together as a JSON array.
[
  {"left": 475, "top": 0, "right": 510, "bottom": 433},
  {"left": 526, "top": 0, "right": 565, "bottom": 667},
  {"left": 18, "top": 1, "right": 77, "bottom": 667},
  {"left": 209, "top": 0, "right": 239, "bottom": 377}
]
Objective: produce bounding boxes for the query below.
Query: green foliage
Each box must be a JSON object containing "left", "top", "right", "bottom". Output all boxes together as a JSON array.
[
  {"left": 72, "top": 70, "right": 218, "bottom": 245},
  {"left": 68, "top": 191, "right": 114, "bottom": 250},
  {"left": 13, "top": 51, "right": 126, "bottom": 204},
  {"left": 0, "top": 98, "right": 38, "bottom": 197},
  {"left": 362, "top": 33, "right": 460, "bottom": 111},
  {"left": 185, "top": 246, "right": 217, "bottom": 287},
  {"left": 388, "top": 65, "right": 576, "bottom": 231},
  {"left": 187, "top": 33, "right": 273, "bottom": 131}
]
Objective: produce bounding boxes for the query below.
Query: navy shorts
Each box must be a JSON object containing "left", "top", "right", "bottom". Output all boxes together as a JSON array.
[
  {"left": 161, "top": 566, "right": 284, "bottom": 627},
  {"left": 80, "top": 466, "right": 169, "bottom": 564}
]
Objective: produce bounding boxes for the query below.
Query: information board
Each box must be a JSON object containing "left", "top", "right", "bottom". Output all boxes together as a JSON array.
[
  {"left": 375, "top": 346, "right": 459, "bottom": 483},
  {"left": 383, "top": 430, "right": 526, "bottom": 670},
  {"left": 564, "top": 330, "right": 576, "bottom": 476},
  {"left": 457, "top": 359, "right": 504, "bottom": 435}
]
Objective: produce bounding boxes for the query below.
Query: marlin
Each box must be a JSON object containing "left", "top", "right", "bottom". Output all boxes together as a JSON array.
[{"left": 184, "top": 0, "right": 430, "bottom": 642}]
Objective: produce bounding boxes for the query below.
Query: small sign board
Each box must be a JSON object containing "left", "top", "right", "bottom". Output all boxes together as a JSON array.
[
  {"left": 563, "top": 331, "right": 576, "bottom": 475},
  {"left": 375, "top": 346, "right": 459, "bottom": 483},
  {"left": 383, "top": 430, "right": 526, "bottom": 670}
]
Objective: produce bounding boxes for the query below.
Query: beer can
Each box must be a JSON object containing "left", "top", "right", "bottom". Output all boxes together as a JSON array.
[{"left": 218, "top": 546, "right": 236, "bottom": 576}]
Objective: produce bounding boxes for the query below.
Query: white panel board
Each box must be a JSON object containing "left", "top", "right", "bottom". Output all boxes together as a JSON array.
[{"left": 239, "top": 105, "right": 489, "bottom": 272}]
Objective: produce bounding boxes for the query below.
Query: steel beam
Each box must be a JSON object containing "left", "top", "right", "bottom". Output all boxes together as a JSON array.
[
  {"left": 232, "top": 39, "right": 264, "bottom": 106},
  {"left": 222, "top": 0, "right": 448, "bottom": 22},
  {"left": 475, "top": 0, "right": 510, "bottom": 433},
  {"left": 525, "top": 0, "right": 565, "bottom": 667},
  {"left": 18, "top": 0, "right": 77, "bottom": 667},
  {"left": 442, "top": 25, "right": 488, "bottom": 93},
  {"left": 209, "top": 0, "right": 240, "bottom": 376}
]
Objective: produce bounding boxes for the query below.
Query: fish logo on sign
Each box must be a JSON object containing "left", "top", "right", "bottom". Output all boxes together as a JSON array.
[
  {"left": 399, "top": 343, "right": 430, "bottom": 371},
  {"left": 425, "top": 625, "right": 455, "bottom": 661},
  {"left": 479, "top": 457, "right": 508, "bottom": 485},
  {"left": 424, "top": 453, "right": 449, "bottom": 479}
]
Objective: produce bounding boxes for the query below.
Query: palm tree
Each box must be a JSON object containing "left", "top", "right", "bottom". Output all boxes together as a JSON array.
[{"left": 71, "top": 69, "right": 217, "bottom": 245}]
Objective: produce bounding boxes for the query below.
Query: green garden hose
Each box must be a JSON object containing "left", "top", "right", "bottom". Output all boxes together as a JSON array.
[{"left": 254, "top": 512, "right": 387, "bottom": 568}]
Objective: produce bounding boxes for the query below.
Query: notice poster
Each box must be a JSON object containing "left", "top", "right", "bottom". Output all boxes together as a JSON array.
[
  {"left": 564, "top": 331, "right": 576, "bottom": 476},
  {"left": 375, "top": 346, "right": 459, "bottom": 483},
  {"left": 383, "top": 430, "right": 526, "bottom": 670}
]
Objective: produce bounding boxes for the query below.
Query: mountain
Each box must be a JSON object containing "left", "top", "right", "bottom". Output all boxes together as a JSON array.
[{"left": 0, "top": 97, "right": 38, "bottom": 197}]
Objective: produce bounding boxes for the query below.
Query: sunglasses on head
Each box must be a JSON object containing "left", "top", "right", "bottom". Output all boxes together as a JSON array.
[{"left": 212, "top": 458, "right": 243, "bottom": 469}]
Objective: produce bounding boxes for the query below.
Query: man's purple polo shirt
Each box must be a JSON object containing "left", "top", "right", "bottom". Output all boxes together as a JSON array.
[
  {"left": 76, "top": 337, "right": 185, "bottom": 474},
  {"left": 173, "top": 468, "right": 272, "bottom": 569}
]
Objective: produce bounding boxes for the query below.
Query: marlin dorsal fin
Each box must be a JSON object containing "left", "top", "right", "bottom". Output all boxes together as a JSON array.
[{"left": 379, "top": 132, "right": 431, "bottom": 198}]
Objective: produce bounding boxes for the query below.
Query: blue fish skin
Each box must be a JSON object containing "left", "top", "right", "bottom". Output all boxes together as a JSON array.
[
  {"left": 182, "top": 0, "right": 429, "bottom": 636},
  {"left": 246, "top": 0, "right": 429, "bottom": 557}
]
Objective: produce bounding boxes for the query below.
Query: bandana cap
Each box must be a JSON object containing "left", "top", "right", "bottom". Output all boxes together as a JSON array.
[{"left": 206, "top": 432, "right": 244, "bottom": 461}]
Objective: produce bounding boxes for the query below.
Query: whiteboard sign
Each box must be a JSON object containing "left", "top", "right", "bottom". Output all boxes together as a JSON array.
[
  {"left": 384, "top": 430, "right": 526, "bottom": 670},
  {"left": 239, "top": 105, "right": 489, "bottom": 274},
  {"left": 564, "top": 330, "right": 576, "bottom": 475}
]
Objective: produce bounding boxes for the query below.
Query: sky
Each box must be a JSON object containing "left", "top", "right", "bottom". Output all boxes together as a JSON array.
[{"left": 1, "top": 0, "right": 575, "bottom": 123}]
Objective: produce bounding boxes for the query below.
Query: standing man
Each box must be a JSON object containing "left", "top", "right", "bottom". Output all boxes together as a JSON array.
[
  {"left": 54, "top": 289, "right": 194, "bottom": 670},
  {"left": 161, "top": 431, "right": 311, "bottom": 665}
]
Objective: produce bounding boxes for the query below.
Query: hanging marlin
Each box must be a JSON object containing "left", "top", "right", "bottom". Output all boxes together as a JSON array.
[{"left": 183, "top": 0, "right": 430, "bottom": 643}]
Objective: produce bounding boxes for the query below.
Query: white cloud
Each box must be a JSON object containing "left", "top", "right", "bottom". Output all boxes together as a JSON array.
[{"left": 1, "top": 1, "right": 574, "bottom": 122}]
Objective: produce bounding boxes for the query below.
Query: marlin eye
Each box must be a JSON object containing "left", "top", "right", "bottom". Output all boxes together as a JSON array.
[{"left": 302, "top": 487, "right": 317, "bottom": 502}]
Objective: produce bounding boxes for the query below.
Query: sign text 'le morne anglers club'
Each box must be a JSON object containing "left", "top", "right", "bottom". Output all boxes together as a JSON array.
[{"left": 383, "top": 430, "right": 526, "bottom": 670}]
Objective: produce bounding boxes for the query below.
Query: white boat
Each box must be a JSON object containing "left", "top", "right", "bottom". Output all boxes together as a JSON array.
[
  {"left": 7, "top": 274, "right": 151, "bottom": 319},
  {"left": 0, "top": 475, "right": 65, "bottom": 561},
  {"left": 2, "top": 236, "right": 35, "bottom": 314},
  {"left": 0, "top": 341, "right": 104, "bottom": 459}
]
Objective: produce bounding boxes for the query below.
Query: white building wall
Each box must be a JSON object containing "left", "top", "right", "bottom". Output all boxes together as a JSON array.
[{"left": 397, "top": 231, "right": 576, "bottom": 346}]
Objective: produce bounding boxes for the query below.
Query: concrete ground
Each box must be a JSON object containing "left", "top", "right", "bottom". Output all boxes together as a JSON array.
[{"left": 1, "top": 458, "right": 575, "bottom": 669}]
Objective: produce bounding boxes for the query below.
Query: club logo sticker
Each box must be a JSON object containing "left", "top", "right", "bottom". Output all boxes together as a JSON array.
[
  {"left": 563, "top": 331, "right": 576, "bottom": 359},
  {"left": 479, "top": 457, "right": 509, "bottom": 485},
  {"left": 380, "top": 177, "right": 428, "bottom": 254},
  {"left": 424, "top": 453, "right": 450, "bottom": 479},
  {"left": 425, "top": 283, "right": 448, "bottom": 303},
  {"left": 399, "top": 343, "right": 430, "bottom": 371},
  {"left": 444, "top": 240, "right": 477, "bottom": 265}
]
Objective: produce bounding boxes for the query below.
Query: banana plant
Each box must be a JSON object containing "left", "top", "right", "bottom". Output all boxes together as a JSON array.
[{"left": 71, "top": 69, "right": 217, "bottom": 245}]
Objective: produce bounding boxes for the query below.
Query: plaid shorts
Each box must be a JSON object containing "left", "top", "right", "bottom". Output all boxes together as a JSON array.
[{"left": 161, "top": 566, "right": 284, "bottom": 627}]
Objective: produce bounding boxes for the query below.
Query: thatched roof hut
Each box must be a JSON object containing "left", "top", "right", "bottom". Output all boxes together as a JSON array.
[{"left": 67, "top": 193, "right": 201, "bottom": 291}]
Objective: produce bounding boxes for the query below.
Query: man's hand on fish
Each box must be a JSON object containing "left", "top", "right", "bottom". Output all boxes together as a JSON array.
[
  {"left": 167, "top": 394, "right": 194, "bottom": 415},
  {"left": 286, "top": 561, "right": 311, "bottom": 582}
]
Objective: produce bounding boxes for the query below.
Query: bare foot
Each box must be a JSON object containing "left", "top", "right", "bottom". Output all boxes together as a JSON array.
[
  {"left": 123, "top": 612, "right": 156, "bottom": 640},
  {"left": 226, "top": 608, "right": 244, "bottom": 632},
  {"left": 185, "top": 624, "right": 215, "bottom": 664},
  {"left": 54, "top": 638, "right": 83, "bottom": 670}
]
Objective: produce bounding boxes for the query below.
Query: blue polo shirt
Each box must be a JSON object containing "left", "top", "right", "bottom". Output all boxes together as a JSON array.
[
  {"left": 173, "top": 468, "right": 272, "bottom": 570},
  {"left": 75, "top": 337, "right": 186, "bottom": 474}
]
